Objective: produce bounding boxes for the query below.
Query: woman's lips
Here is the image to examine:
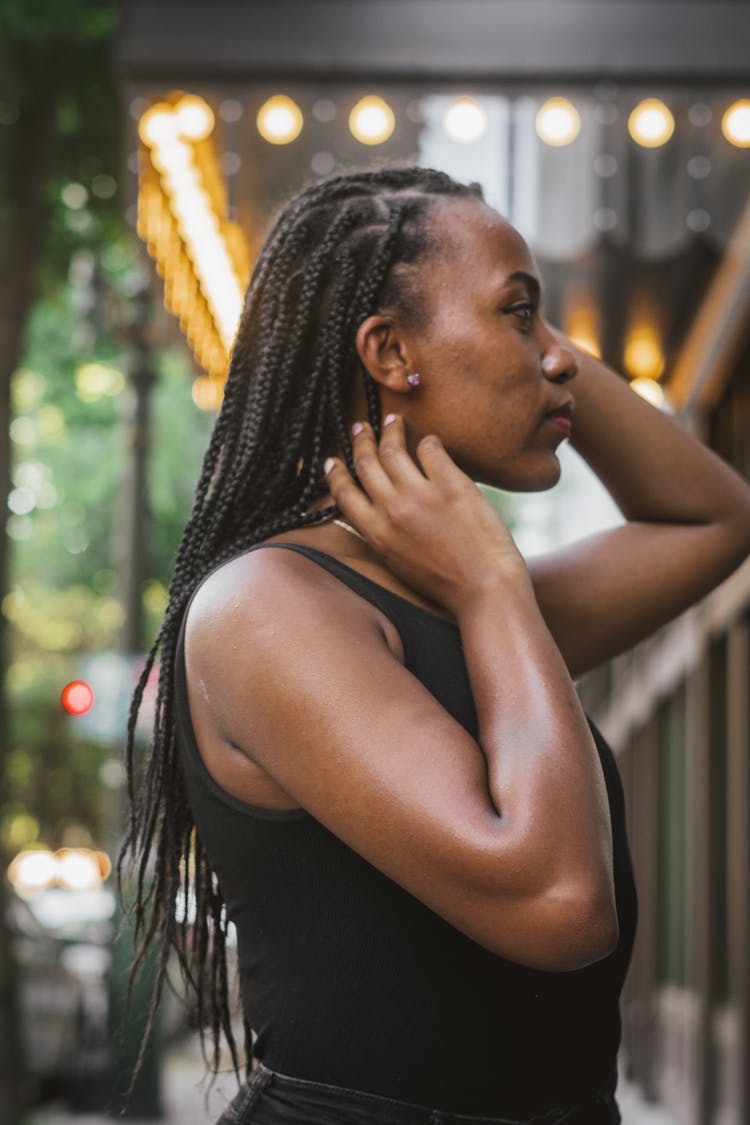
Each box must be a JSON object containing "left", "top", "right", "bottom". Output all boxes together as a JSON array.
[{"left": 545, "top": 410, "right": 573, "bottom": 436}]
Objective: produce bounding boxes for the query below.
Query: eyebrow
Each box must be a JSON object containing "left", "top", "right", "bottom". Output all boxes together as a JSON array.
[{"left": 498, "top": 270, "right": 542, "bottom": 303}]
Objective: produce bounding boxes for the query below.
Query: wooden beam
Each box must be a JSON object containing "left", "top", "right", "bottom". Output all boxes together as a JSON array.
[{"left": 669, "top": 195, "right": 750, "bottom": 413}]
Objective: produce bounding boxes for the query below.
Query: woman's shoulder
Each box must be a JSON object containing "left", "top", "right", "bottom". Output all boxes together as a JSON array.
[
  {"left": 184, "top": 535, "right": 397, "bottom": 661},
  {"left": 186, "top": 540, "right": 326, "bottom": 633}
]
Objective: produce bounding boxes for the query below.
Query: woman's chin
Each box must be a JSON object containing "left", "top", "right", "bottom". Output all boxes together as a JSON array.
[{"left": 482, "top": 452, "right": 562, "bottom": 493}]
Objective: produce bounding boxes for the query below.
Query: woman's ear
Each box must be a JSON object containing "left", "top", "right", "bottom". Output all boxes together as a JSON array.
[{"left": 355, "top": 315, "right": 416, "bottom": 395}]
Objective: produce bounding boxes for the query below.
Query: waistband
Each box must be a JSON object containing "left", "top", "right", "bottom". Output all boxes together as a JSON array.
[{"left": 219, "top": 1063, "right": 621, "bottom": 1125}]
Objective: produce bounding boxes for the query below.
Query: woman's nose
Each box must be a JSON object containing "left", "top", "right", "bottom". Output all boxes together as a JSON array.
[{"left": 542, "top": 344, "right": 578, "bottom": 383}]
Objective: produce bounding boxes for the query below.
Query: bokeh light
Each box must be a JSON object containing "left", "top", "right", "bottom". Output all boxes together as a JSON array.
[
  {"left": 8, "top": 850, "right": 57, "bottom": 895},
  {"left": 256, "top": 95, "right": 304, "bottom": 144},
  {"left": 624, "top": 325, "right": 665, "bottom": 379},
  {"left": 535, "top": 97, "right": 581, "bottom": 146},
  {"left": 75, "top": 363, "right": 126, "bottom": 403},
  {"left": 7, "top": 847, "right": 110, "bottom": 896},
  {"left": 628, "top": 98, "right": 675, "bottom": 147},
  {"left": 61, "top": 680, "right": 94, "bottom": 715},
  {"left": 630, "top": 377, "right": 669, "bottom": 409},
  {"left": 191, "top": 375, "right": 225, "bottom": 411},
  {"left": 349, "top": 96, "right": 395, "bottom": 145},
  {"left": 56, "top": 848, "right": 102, "bottom": 892},
  {"left": 722, "top": 99, "right": 750, "bottom": 147},
  {"left": 174, "top": 94, "right": 215, "bottom": 141},
  {"left": 138, "top": 101, "right": 177, "bottom": 147},
  {"left": 443, "top": 97, "right": 488, "bottom": 143}
]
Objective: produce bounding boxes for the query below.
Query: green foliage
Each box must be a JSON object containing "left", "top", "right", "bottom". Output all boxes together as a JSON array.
[
  {"left": 0, "top": 0, "right": 116, "bottom": 45},
  {"left": 0, "top": 0, "right": 215, "bottom": 855},
  {"left": 0, "top": 0, "right": 121, "bottom": 288},
  {"left": 148, "top": 350, "right": 215, "bottom": 598},
  {"left": 6, "top": 285, "right": 212, "bottom": 851}
]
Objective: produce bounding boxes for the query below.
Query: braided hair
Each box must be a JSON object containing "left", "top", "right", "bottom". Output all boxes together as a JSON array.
[{"left": 118, "top": 165, "right": 484, "bottom": 1082}]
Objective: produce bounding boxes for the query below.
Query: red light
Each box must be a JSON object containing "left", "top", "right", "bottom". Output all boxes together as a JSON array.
[{"left": 61, "top": 680, "right": 94, "bottom": 715}]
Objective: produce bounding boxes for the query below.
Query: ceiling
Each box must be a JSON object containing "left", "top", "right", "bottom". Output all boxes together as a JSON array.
[{"left": 116, "top": 0, "right": 750, "bottom": 407}]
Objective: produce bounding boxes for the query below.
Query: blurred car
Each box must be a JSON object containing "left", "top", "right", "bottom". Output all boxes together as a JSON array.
[
  {"left": 8, "top": 887, "right": 84, "bottom": 1099},
  {"left": 7, "top": 883, "right": 114, "bottom": 1102}
]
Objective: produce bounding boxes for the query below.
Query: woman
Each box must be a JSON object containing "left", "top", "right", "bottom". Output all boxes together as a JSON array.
[{"left": 121, "top": 166, "right": 750, "bottom": 1124}]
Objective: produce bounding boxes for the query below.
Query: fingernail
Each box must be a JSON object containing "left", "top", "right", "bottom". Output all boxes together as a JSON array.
[
  {"left": 383, "top": 413, "right": 396, "bottom": 425},
  {"left": 351, "top": 422, "right": 364, "bottom": 436},
  {"left": 324, "top": 457, "right": 336, "bottom": 474}
]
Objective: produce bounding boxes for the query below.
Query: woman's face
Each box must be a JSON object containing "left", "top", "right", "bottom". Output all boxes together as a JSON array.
[{"left": 392, "top": 197, "right": 577, "bottom": 492}]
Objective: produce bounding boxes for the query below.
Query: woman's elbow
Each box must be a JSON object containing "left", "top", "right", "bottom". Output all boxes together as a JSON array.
[{"left": 541, "top": 882, "right": 620, "bottom": 972}]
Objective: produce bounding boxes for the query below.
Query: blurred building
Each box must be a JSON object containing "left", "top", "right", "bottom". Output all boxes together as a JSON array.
[{"left": 117, "top": 3, "right": 750, "bottom": 1122}]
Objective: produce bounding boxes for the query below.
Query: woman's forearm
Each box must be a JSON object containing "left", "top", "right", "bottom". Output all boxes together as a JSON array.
[
  {"left": 560, "top": 334, "right": 750, "bottom": 532},
  {"left": 455, "top": 570, "right": 617, "bottom": 964}
]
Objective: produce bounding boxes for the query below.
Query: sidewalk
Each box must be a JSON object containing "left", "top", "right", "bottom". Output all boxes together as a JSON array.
[{"left": 25, "top": 1036, "right": 678, "bottom": 1125}]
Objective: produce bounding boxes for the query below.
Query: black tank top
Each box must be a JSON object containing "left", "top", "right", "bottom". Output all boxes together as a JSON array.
[{"left": 174, "top": 542, "right": 638, "bottom": 1119}]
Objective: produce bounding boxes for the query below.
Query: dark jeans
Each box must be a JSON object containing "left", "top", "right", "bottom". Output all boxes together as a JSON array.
[{"left": 216, "top": 1064, "right": 621, "bottom": 1124}]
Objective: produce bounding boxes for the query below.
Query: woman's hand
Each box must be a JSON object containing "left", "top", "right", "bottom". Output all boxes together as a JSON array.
[{"left": 324, "top": 414, "right": 529, "bottom": 616}]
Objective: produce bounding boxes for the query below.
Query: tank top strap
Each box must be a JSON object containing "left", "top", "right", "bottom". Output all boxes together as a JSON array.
[{"left": 257, "top": 541, "right": 423, "bottom": 629}]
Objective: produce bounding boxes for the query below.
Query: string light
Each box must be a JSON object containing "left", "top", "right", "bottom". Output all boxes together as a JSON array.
[
  {"left": 257, "top": 95, "right": 304, "bottom": 145},
  {"left": 174, "top": 94, "right": 215, "bottom": 141},
  {"left": 139, "top": 102, "right": 178, "bottom": 147},
  {"left": 443, "top": 97, "right": 488, "bottom": 143},
  {"left": 138, "top": 93, "right": 251, "bottom": 386},
  {"left": 624, "top": 324, "right": 665, "bottom": 380},
  {"left": 722, "top": 99, "right": 750, "bottom": 147},
  {"left": 628, "top": 99, "right": 674, "bottom": 148},
  {"left": 349, "top": 96, "right": 395, "bottom": 145},
  {"left": 191, "top": 375, "right": 225, "bottom": 411},
  {"left": 565, "top": 296, "right": 602, "bottom": 359},
  {"left": 535, "top": 98, "right": 581, "bottom": 146}
]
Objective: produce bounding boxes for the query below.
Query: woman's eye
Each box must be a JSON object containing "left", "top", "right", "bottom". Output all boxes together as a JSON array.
[{"left": 504, "top": 303, "right": 536, "bottom": 329}]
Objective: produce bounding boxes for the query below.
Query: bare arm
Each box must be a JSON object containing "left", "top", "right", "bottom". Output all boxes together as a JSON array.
[
  {"left": 529, "top": 333, "right": 750, "bottom": 677},
  {"left": 193, "top": 417, "right": 617, "bottom": 970}
]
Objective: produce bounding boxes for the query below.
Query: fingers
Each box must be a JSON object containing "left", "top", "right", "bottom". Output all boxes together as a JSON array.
[
  {"left": 323, "top": 419, "right": 397, "bottom": 528},
  {"left": 415, "top": 433, "right": 464, "bottom": 487},
  {"left": 350, "top": 421, "right": 397, "bottom": 501},
  {"left": 378, "top": 414, "right": 429, "bottom": 487},
  {"left": 324, "top": 454, "right": 374, "bottom": 527},
  {"left": 331, "top": 416, "right": 424, "bottom": 499}
]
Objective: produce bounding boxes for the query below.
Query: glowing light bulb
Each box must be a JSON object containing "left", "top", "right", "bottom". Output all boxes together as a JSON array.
[
  {"left": 624, "top": 325, "right": 665, "bottom": 380},
  {"left": 568, "top": 332, "right": 601, "bottom": 359},
  {"left": 535, "top": 98, "right": 581, "bottom": 147},
  {"left": 137, "top": 93, "right": 248, "bottom": 378},
  {"left": 565, "top": 299, "right": 601, "bottom": 359},
  {"left": 139, "top": 103, "right": 177, "bottom": 147},
  {"left": 257, "top": 95, "right": 303, "bottom": 145},
  {"left": 175, "top": 95, "right": 215, "bottom": 141},
  {"left": 443, "top": 97, "right": 487, "bottom": 143},
  {"left": 349, "top": 96, "right": 395, "bottom": 145},
  {"left": 628, "top": 99, "right": 674, "bottom": 148},
  {"left": 722, "top": 99, "right": 750, "bottom": 147},
  {"left": 192, "top": 376, "right": 224, "bottom": 411},
  {"left": 153, "top": 140, "right": 191, "bottom": 176}
]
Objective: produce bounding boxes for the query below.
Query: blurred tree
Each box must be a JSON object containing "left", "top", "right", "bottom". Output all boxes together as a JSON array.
[
  {"left": 0, "top": 2, "right": 210, "bottom": 1114},
  {"left": 0, "top": 4, "right": 119, "bottom": 1113}
]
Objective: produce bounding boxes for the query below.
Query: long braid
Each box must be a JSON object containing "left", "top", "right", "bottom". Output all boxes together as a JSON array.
[{"left": 118, "top": 166, "right": 484, "bottom": 1088}]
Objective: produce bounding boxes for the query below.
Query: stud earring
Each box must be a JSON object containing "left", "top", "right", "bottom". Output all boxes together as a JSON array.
[{"left": 407, "top": 373, "right": 422, "bottom": 388}]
